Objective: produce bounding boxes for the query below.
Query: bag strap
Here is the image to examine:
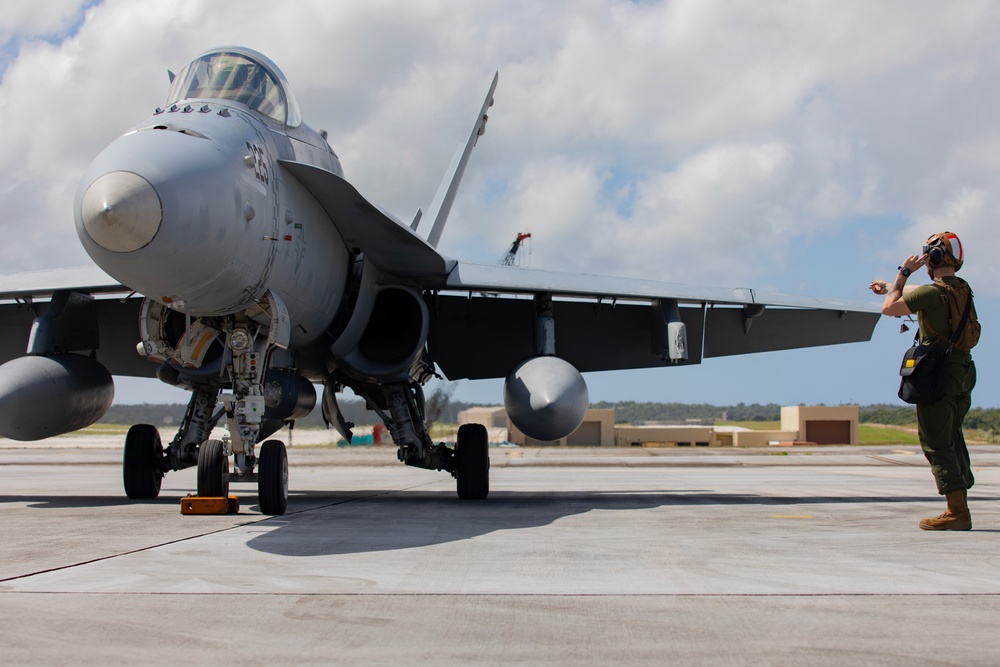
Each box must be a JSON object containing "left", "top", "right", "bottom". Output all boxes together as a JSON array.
[
  {"left": 923, "top": 282, "right": 973, "bottom": 352},
  {"left": 948, "top": 288, "right": 973, "bottom": 350}
]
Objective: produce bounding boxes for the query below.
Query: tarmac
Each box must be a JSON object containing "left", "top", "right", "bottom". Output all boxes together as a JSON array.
[{"left": 2, "top": 435, "right": 1000, "bottom": 665}]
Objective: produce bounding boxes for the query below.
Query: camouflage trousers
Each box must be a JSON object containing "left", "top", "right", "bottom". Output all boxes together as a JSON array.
[{"left": 916, "top": 355, "right": 977, "bottom": 495}]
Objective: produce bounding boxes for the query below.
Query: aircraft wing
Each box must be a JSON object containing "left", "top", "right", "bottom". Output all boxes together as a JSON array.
[
  {"left": 426, "top": 261, "right": 881, "bottom": 380},
  {"left": 279, "top": 160, "right": 456, "bottom": 278},
  {"left": 0, "top": 265, "right": 127, "bottom": 300},
  {"left": 0, "top": 266, "right": 154, "bottom": 377}
]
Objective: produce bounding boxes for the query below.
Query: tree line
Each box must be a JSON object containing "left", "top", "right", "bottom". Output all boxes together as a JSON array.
[
  {"left": 99, "top": 398, "right": 477, "bottom": 430},
  {"left": 98, "top": 400, "right": 1000, "bottom": 438}
]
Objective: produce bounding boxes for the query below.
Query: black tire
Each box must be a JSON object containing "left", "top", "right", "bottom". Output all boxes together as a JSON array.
[
  {"left": 123, "top": 424, "right": 163, "bottom": 500},
  {"left": 197, "top": 439, "right": 229, "bottom": 497},
  {"left": 258, "top": 439, "right": 288, "bottom": 515},
  {"left": 455, "top": 423, "right": 489, "bottom": 500}
]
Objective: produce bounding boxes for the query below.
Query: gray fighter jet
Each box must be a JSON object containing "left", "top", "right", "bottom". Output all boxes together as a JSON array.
[{"left": 0, "top": 47, "right": 880, "bottom": 514}]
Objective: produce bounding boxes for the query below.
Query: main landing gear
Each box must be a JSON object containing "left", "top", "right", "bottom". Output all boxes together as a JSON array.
[
  {"left": 122, "top": 424, "right": 164, "bottom": 500},
  {"left": 455, "top": 423, "right": 489, "bottom": 500},
  {"left": 350, "top": 381, "right": 490, "bottom": 500}
]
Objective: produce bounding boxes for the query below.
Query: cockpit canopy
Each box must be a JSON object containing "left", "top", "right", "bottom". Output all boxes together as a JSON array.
[{"left": 165, "top": 47, "right": 302, "bottom": 127}]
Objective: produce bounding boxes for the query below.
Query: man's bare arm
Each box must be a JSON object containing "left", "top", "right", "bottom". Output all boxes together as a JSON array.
[
  {"left": 869, "top": 280, "right": 919, "bottom": 296},
  {"left": 870, "top": 253, "right": 927, "bottom": 317}
]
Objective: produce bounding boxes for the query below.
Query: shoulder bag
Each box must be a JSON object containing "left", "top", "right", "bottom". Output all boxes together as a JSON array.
[{"left": 898, "top": 289, "right": 972, "bottom": 405}]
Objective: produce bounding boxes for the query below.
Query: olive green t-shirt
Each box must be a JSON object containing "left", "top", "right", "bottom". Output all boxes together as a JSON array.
[{"left": 902, "top": 277, "right": 965, "bottom": 349}]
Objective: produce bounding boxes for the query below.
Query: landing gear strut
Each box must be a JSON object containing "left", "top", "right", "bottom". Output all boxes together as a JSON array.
[{"left": 351, "top": 381, "right": 490, "bottom": 500}]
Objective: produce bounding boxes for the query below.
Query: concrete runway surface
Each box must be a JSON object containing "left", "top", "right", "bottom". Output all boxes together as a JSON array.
[{"left": 2, "top": 437, "right": 1000, "bottom": 666}]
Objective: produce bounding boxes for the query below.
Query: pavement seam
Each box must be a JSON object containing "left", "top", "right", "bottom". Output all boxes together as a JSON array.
[
  {"left": 867, "top": 455, "right": 922, "bottom": 466},
  {"left": 0, "top": 480, "right": 442, "bottom": 585}
]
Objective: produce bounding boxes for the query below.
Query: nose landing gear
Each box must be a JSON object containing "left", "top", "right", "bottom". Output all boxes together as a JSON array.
[
  {"left": 196, "top": 439, "right": 229, "bottom": 498},
  {"left": 125, "top": 291, "right": 294, "bottom": 515},
  {"left": 192, "top": 435, "right": 288, "bottom": 515}
]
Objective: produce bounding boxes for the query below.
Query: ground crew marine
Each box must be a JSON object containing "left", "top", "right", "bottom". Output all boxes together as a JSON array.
[{"left": 869, "top": 231, "right": 978, "bottom": 531}]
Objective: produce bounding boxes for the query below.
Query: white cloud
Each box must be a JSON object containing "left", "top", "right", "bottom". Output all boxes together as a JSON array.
[
  {"left": 2, "top": 0, "right": 1000, "bottom": 296},
  {"left": 0, "top": 1, "right": 89, "bottom": 45}
]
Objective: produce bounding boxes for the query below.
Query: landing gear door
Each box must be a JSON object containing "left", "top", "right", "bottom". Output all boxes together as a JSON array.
[{"left": 263, "top": 291, "right": 291, "bottom": 350}]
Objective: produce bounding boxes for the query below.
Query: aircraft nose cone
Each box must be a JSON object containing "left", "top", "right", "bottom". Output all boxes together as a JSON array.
[{"left": 80, "top": 171, "right": 162, "bottom": 252}]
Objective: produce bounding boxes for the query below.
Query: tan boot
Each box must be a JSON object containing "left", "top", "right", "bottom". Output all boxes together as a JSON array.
[{"left": 919, "top": 490, "right": 971, "bottom": 531}]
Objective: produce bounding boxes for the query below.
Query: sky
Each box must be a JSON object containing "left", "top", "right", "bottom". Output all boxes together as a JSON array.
[{"left": 0, "top": 0, "right": 997, "bottom": 408}]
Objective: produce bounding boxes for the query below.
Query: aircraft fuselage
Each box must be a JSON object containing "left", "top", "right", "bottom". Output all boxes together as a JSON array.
[{"left": 75, "top": 83, "right": 348, "bottom": 352}]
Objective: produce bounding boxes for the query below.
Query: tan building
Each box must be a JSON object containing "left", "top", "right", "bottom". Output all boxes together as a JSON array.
[
  {"left": 458, "top": 407, "right": 616, "bottom": 446},
  {"left": 615, "top": 425, "right": 719, "bottom": 447},
  {"left": 457, "top": 406, "right": 508, "bottom": 429},
  {"left": 726, "top": 406, "right": 860, "bottom": 446},
  {"left": 729, "top": 429, "right": 798, "bottom": 447},
  {"left": 616, "top": 405, "right": 860, "bottom": 447},
  {"left": 780, "top": 405, "right": 859, "bottom": 445},
  {"left": 457, "top": 405, "right": 860, "bottom": 447},
  {"left": 509, "top": 409, "right": 616, "bottom": 447}
]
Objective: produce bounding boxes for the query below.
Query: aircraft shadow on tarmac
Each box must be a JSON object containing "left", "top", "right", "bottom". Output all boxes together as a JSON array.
[
  {"left": 245, "top": 489, "right": 996, "bottom": 557},
  {"left": 247, "top": 490, "right": 677, "bottom": 557},
  {"left": 2, "top": 490, "right": 995, "bottom": 547},
  {"left": 0, "top": 494, "right": 181, "bottom": 510}
]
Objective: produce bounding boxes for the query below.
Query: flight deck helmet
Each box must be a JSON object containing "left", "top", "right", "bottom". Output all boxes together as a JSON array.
[{"left": 923, "top": 231, "right": 963, "bottom": 271}]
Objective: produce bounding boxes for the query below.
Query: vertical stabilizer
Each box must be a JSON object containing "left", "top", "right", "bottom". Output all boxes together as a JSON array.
[{"left": 424, "top": 72, "right": 498, "bottom": 249}]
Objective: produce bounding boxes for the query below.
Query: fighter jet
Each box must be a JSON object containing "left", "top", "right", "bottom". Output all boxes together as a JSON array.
[{"left": 0, "top": 47, "right": 880, "bottom": 514}]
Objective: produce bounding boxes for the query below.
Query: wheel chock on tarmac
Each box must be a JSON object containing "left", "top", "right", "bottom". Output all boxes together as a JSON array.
[{"left": 180, "top": 495, "right": 240, "bottom": 515}]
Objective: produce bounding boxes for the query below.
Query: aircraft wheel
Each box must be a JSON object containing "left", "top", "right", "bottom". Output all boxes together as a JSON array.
[
  {"left": 455, "top": 423, "right": 489, "bottom": 500},
  {"left": 123, "top": 424, "right": 163, "bottom": 500},
  {"left": 258, "top": 440, "right": 288, "bottom": 515},
  {"left": 197, "top": 439, "right": 229, "bottom": 497}
]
